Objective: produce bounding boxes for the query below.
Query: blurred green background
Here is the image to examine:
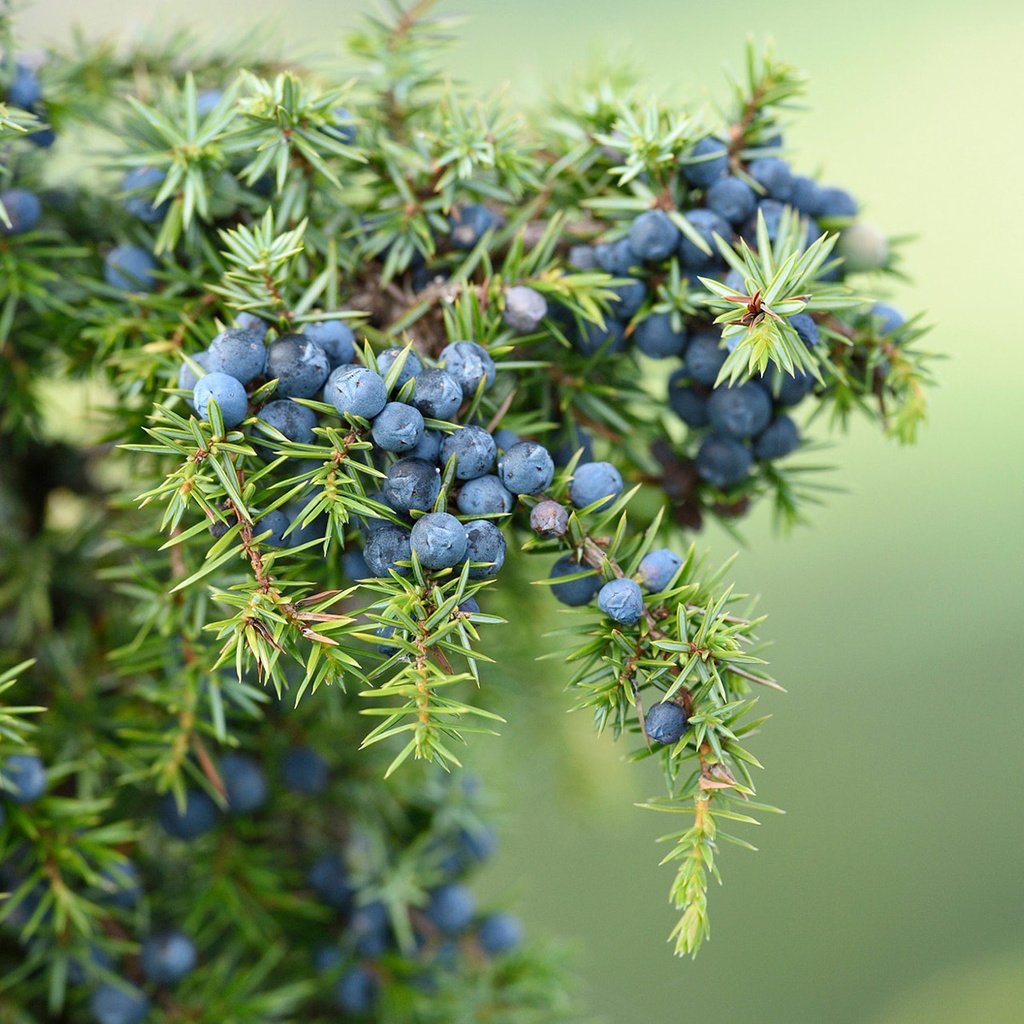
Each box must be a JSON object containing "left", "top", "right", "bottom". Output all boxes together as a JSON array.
[{"left": 20, "top": 1, "right": 1024, "bottom": 1020}]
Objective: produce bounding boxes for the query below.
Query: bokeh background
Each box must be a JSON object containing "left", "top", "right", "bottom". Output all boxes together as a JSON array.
[{"left": 19, "top": 1, "right": 1024, "bottom": 1021}]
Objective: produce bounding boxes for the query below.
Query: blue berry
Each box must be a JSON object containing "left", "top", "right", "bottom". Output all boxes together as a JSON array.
[
  {"left": 789, "top": 312, "right": 820, "bottom": 349},
  {"left": 594, "top": 237, "right": 636, "bottom": 276},
  {"left": 707, "top": 382, "right": 773, "bottom": 440},
  {"left": 628, "top": 210, "right": 680, "bottom": 262},
  {"left": 870, "top": 303, "right": 905, "bottom": 334},
  {"left": 410, "top": 512, "right": 468, "bottom": 570},
  {"left": 90, "top": 982, "right": 151, "bottom": 1024},
  {"left": 351, "top": 901, "right": 392, "bottom": 957},
  {"left": 440, "top": 426, "right": 496, "bottom": 481},
  {"left": 195, "top": 89, "right": 224, "bottom": 117},
  {"left": 371, "top": 402, "right": 424, "bottom": 453},
  {"left": 598, "top": 578, "right": 644, "bottom": 625},
  {"left": 411, "top": 369, "right": 463, "bottom": 420},
  {"left": 121, "top": 166, "right": 168, "bottom": 223},
  {"left": 177, "top": 351, "right": 211, "bottom": 392},
  {"left": 569, "top": 461, "right": 623, "bottom": 511},
  {"left": 302, "top": 320, "right": 355, "bottom": 369},
  {"left": 682, "top": 136, "right": 729, "bottom": 187},
  {"left": 498, "top": 441, "right": 554, "bottom": 495},
  {"left": 104, "top": 245, "right": 157, "bottom": 291},
  {"left": 552, "top": 428, "right": 594, "bottom": 467},
  {"left": 683, "top": 331, "right": 727, "bottom": 387},
  {"left": 568, "top": 245, "right": 599, "bottom": 271},
  {"left": 503, "top": 285, "right": 548, "bottom": 333},
  {"left": 575, "top": 317, "right": 626, "bottom": 356},
  {"left": 789, "top": 175, "right": 824, "bottom": 216},
  {"left": 220, "top": 753, "right": 267, "bottom": 813},
  {"left": 754, "top": 415, "right": 800, "bottom": 460},
  {"left": 288, "top": 504, "right": 328, "bottom": 547},
  {"left": 265, "top": 335, "right": 330, "bottom": 399},
  {"left": 646, "top": 701, "right": 689, "bottom": 745},
  {"left": 364, "top": 524, "right": 413, "bottom": 577},
  {"left": 334, "top": 965, "right": 379, "bottom": 1013},
  {"left": 695, "top": 434, "right": 753, "bottom": 489},
  {"left": 478, "top": 913, "right": 523, "bottom": 956},
  {"left": 324, "top": 106, "right": 356, "bottom": 145},
  {"left": 765, "top": 365, "right": 814, "bottom": 407},
  {"left": 427, "top": 883, "right": 476, "bottom": 935},
  {"left": 747, "top": 157, "right": 793, "bottom": 200},
  {"left": 410, "top": 428, "right": 443, "bottom": 462},
  {"left": 193, "top": 372, "right": 248, "bottom": 428},
  {"left": 464, "top": 520, "right": 506, "bottom": 579},
  {"left": 705, "top": 176, "right": 757, "bottom": 224},
  {"left": 256, "top": 400, "right": 318, "bottom": 454},
  {"left": 140, "top": 931, "right": 197, "bottom": 985},
  {"left": 157, "top": 789, "right": 218, "bottom": 840},
  {"left": 376, "top": 347, "right": 422, "bottom": 390},
  {"left": 7, "top": 64, "right": 43, "bottom": 109},
  {"left": 207, "top": 328, "right": 266, "bottom": 384},
  {"left": 677, "top": 209, "right": 731, "bottom": 270},
  {"left": 449, "top": 204, "right": 498, "bottom": 249},
  {"left": 743, "top": 199, "right": 789, "bottom": 244},
  {"left": 255, "top": 509, "right": 291, "bottom": 548},
  {"left": 343, "top": 549, "right": 371, "bottom": 579},
  {"left": 313, "top": 944, "right": 344, "bottom": 973},
  {"left": 817, "top": 186, "right": 858, "bottom": 220},
  {"left": 492, "top": 428, "right": 520, "bottom": 453},
  {"left": 608, "top": 278, "right": 647, "bottom": 320},
  {"left": 458, "top": 824, "right": 496, "bottom": 864},
  {"left": 668, "top": 374, "right": 710, "bottom": 427},
  {"left": 439, "top": 341, "right": 496, "bottom": 398},
  {"left": 635, "top": 312, "right": 688, "bottom": 359},
  {"left": 549, "top": 556, "right": 601, "bottom": 607},
  {"left": 637, "top": 548, "right": 683, "bottom": 592},
  {"left": 100, "top": 860, "right": 140, "bottom": 909},
  {"left": 2, "top": 753, "right": 46, "bottom": 803},
  {"left": 234, "top": 312, "right": 268, "bottom": 337},
  {"left": 325, "top": 365, "right": 388, "bottom": 420},
  {"left": 457, "top": 475, "right": 514, "bottom": 516},
  {"left": 384, "top": 458, "right": 440, "bottom": 512},
  {"left": 282, "top": 746, "right": 329, "bottom": 794},
  {"left": 459, "top": 597, "right": 481, "bottom": 615},
  {"left": 307, "top": 853, "right": 353, "bottom": 911}
]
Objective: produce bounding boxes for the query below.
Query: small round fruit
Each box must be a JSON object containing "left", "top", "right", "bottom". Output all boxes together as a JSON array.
[{"left": 597, "top": 578, "right": 644, "bottom": 625}]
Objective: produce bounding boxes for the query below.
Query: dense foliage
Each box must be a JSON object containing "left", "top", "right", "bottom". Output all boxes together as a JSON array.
[{"left": 0, "top": 3, "right": 931, "bottom": 1020}]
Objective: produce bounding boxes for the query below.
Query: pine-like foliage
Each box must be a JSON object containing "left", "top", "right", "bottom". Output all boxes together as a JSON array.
[{"left": 0, "top": 3, "right": 932, "bottom": 1020}]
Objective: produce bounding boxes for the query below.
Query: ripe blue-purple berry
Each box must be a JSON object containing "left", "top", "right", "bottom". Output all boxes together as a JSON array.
[
  {"left": 207, "top": 327, "right": 267, "bottom": 384},
  {"left": 193, "top": 372, "right": 248, "bottom": 428},
  {"left": 439, "top": 341, "right": 496, "bottom": 397},
  {"left": 371, "top": 402, "right": 424, "bottom": 453},
  {"left": 681, "top": 136, "right": 729, "bottom": 187},
  {"left": 384, "top": 458, "right": 440, "bottom": 513},
  {"left": 376, "top": 347, "right": 422, "bottom": 390},
  {"left": 282, "top": 746, "right": 329, "bottom": 794},
  {"left": 646, "top": 701, "right": 689, "bottom": 745},
  {"left": 440, "top": 426, "right": 496, "bottom": 481},
  {"left": 498, "top": 441, "right": 554, "bottom": 495},
  {"left": 410, "top": 512, "right": 468, "bottom": 571},
  {"left": 635, "top": 312, "right": 688, "bottom": 359},
  {"left": 449, "top": 204, "right": 498, "bottom": 249},
  {"left": 683, "top": 331, "right": 727, "bottom": 387},
  {"left": 695, "top": 434, "right": 752, "bottom": 489},
  {"left": 325, "top": 365, "right": 388, "bottom": 420},
  {"left": 754, "top": 415, "right": 800, "bottom": 460},
  {"left": 364, "top": 524, "right": 413, "bottom": 577},
  {"left": 121, "top": 165, "right": 168, "bottom": 223},
  {"left": 426, "top": 883, "right": 476, "bottom": 935},
  {"left": 157, "top": 789, "right": 219, "bottom": 841},
  {"left": 677, "top": 209, "right": 731, "bottom": 270},
  {"left": 637, "top": 548, "right": 683, "bottom": 592},
  {"left": 707, "top": 382, "right": 773, "bottom": 440},
  {"left": 464, "top": 520, "right": 506, "bottom": 579},
  {"left": 503, "top": 285, "right": 548, "bottom": 333},
  {"left": 597, "top": 577, "right": 644, "bottom": 625},
  {"left": 302, "top": 320, "right": 356, "bottom": 369},
  {"left": 220, "top": 753, "right": 268, "bottom": 813},
  {"left": 457, "top": 475, "right": 514, "bottom": 516},
  {"left": 628, "top": 209, "right": 681, "bottom": 262},
  {"left": 549, "top": 556, "right": 601, "bottom": 607},
  {"left": 569, "top": 461, "right": 623, "bottom": 511},
  {"left": 104, "top": 244, "right": 157, "bottom": 291},
  {"left": 478, "top": 913, "right": 524, "bottom": 956},
  {"left": 265, "top": 335, "right": 330, "bottom": 399},
  {"left": 140, "top": 931, "right": 197, "bottom": 986},
  {"left": 411, "top": 368, "right": 464, "bottom": 420},
  {"left": 705, "top": 176, "right": 757, "bottom": 224},
  {"left": 2, "top": 753, "right": 46, "bottom": 804}
]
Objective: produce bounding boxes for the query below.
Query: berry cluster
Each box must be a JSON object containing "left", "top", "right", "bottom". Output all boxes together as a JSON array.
[{"left": 563, "top": 142, "right": 909, "bottom": 524}]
